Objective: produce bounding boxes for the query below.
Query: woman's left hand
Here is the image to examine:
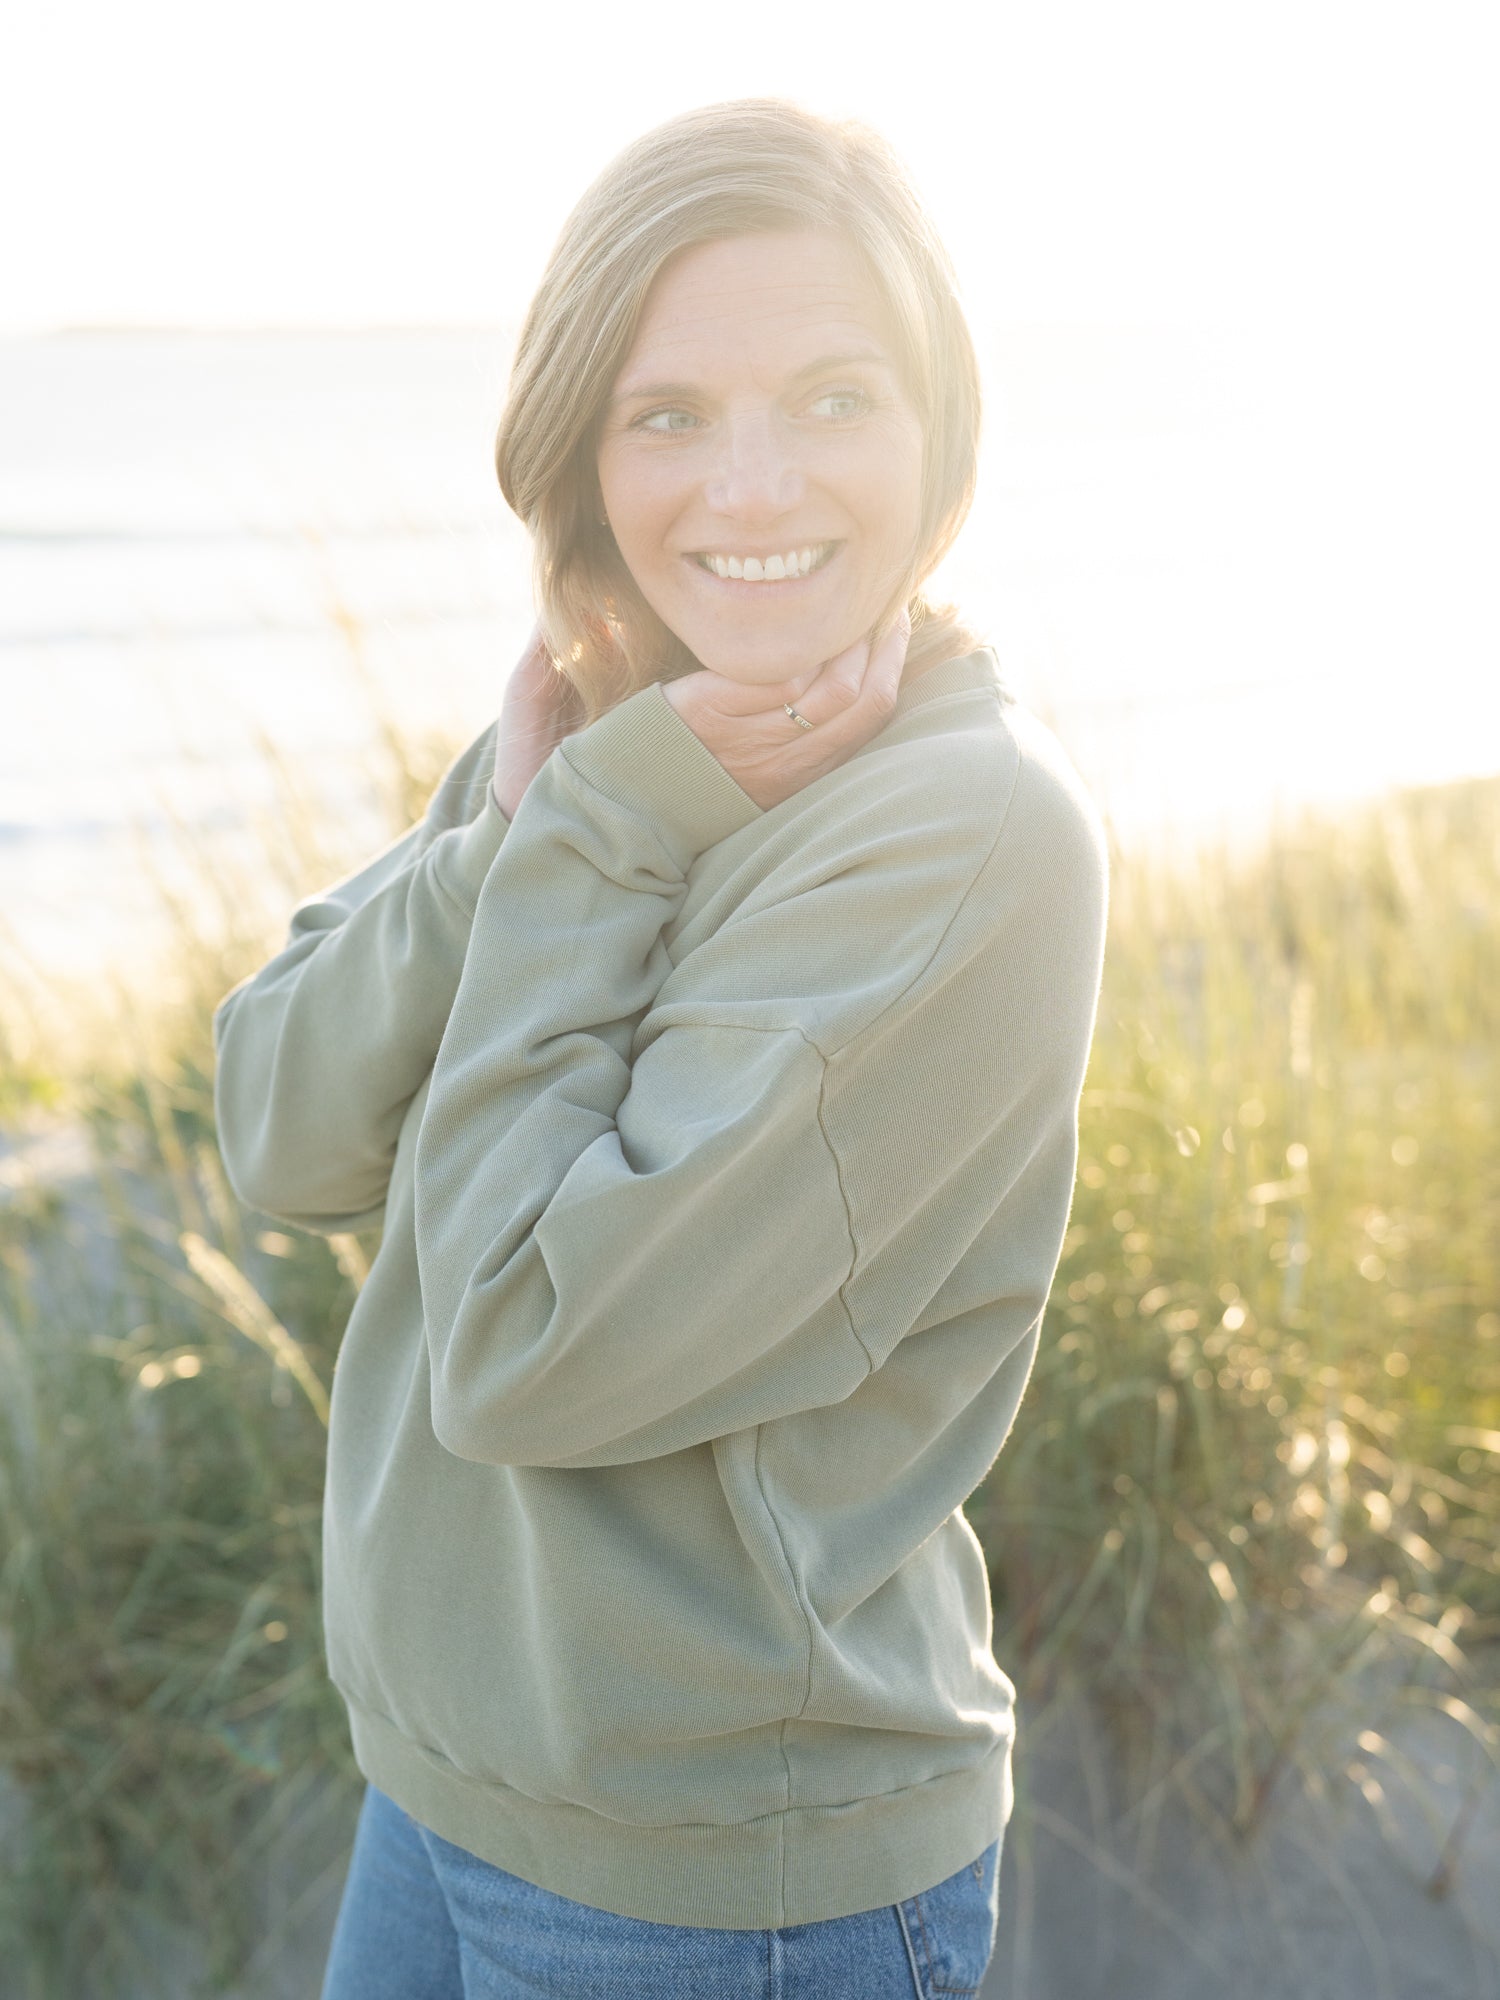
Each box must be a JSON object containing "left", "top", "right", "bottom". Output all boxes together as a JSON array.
[
  {"left": 492, "top": 621, "right": 587, "bottom": 820},
  {"left": 662, "top": 611, "right": 911, "bottom": 812}
]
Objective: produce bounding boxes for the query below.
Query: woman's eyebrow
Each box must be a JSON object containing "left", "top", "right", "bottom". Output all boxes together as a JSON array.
[{"left": 610, "top": 349, "right": 892, "bottom": 407}]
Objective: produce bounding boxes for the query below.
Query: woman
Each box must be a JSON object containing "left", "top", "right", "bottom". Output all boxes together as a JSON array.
[{"left": 213, "top": 97, "right": 1108, "bottom": 1998}]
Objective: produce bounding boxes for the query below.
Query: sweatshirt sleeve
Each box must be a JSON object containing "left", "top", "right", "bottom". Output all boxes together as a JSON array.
[
  {"left": 414, "top": 681, "right": 1109, "bottom": 1471},
  {"left": 212, "top": 718, "right": 509, "bottom": 1236}
]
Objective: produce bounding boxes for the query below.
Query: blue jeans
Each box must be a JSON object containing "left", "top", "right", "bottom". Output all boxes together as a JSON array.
[{"left": 320, "top": 1782, "right": 1001, "bottom": 1999}]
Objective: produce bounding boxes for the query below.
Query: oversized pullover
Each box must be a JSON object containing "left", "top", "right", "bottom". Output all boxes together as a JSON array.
[{"left": 211, "top": 644, "right": 1109, "bottom": 1929}]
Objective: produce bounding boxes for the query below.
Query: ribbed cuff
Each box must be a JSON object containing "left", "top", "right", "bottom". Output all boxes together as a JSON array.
[
  {"left": 559, "top": 681, "right": 764, "bottom": 874},
  {"left": 430, "top": 784, "right": 511, "bottom": 915}
]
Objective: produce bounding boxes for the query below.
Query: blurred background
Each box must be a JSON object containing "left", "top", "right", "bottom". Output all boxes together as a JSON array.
[
  {"left": 1, "top": 3, "right": 1497, "bottom": 1997},
  {"left": 5, "top": 0, "right": 1498, "bottom": 1005}
]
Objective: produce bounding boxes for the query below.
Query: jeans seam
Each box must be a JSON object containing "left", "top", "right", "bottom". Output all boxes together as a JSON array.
[
  {"left": 894, "top": 1897, "right": 927, "bottom": 1998},
  {"left": 911, "top": 1892, "right": 939, "bottom": 1992}
]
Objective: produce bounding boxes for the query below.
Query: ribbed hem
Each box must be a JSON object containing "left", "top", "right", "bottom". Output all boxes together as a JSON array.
[
  {"left": 430, "top": 783, "right": 510, "bottom": 914},
  {"left": 339, "top": 1688, "right": 1013, "bottom": 1930},
  {"left": 559, "top": 681, "right": 765, "bottom": 874}
]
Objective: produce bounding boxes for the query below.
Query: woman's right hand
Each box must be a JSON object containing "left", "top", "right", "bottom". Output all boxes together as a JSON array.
[
  {"left": 662, "top": 608, "right": 912, "bottom": 812},
  {"left": 492, "top": 621, "right": 587, "bottom": 821}
]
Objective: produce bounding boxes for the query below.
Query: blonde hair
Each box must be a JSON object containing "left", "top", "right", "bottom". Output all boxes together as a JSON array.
[{"left": 495, "top": 97, "right": 988, "bottom": 724}]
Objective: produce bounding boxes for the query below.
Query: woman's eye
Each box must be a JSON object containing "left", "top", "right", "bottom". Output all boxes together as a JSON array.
[
  {"left": 810, "top": 388, "right": 870, "bottom": 419},
  {"left": 637, "top": 407, "right": 699, "bottom": 433},
  {"left": 633, "top": 389, "right": 870, "bottom": 432}
]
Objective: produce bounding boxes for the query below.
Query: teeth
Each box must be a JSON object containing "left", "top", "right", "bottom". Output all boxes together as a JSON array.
[{"left": 697, "top": 543, "right": 832, "bottom": 581}]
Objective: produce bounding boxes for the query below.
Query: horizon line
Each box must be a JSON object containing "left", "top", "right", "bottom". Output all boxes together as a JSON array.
[
  {"left": 0, "top": 320, "right": 523, "bottom": 340},
  {"left": 0, "top": 313, "right": 1237, "bottom": 343}
]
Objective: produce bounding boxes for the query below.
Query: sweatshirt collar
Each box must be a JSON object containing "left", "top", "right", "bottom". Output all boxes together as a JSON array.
[{"left": 890, "top": 643, "right": 1005, "bottom": 717}]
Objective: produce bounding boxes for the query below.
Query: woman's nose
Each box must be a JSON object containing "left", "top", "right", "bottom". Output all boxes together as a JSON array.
[{"left": 703, "top": 412, "right": 806, "bottom": 518}]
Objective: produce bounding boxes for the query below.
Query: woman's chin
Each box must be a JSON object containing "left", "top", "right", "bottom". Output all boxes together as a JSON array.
[
  {"left": 681, "top": 622, "right": 855, "bottom": 688},
  {"left": 696, "top": 657, "right": 819, "bottom": 689}
]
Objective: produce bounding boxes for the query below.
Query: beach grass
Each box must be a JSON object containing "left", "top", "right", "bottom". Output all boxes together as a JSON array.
[
  {"left": 976, "top": 774, "right": 1500, "bottom": 1853},
  {"left": 0, "top": 676, "right": 1496, "bottom": 1995}
]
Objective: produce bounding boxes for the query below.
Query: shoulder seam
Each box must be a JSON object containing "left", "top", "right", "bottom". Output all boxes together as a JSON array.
[{"left": 810, "top": 1038, "right": 875, "bottom": 1373}]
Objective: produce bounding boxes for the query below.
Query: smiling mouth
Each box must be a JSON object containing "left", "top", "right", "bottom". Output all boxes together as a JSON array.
[{"left": 688, "top": 541, "right": 840, "bottom": 583}]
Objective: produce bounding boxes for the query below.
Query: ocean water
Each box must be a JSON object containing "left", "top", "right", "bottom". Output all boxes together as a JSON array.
[{"left": 2, "top": 326, "right": 1494, "bottom": 996}]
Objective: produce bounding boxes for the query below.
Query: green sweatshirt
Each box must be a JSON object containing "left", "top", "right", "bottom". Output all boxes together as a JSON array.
[{"left": 211, "top": 644, "right": 1108, "bottom": 1929}]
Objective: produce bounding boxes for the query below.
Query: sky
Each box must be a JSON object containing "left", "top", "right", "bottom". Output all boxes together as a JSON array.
[{"left": 3, "top": 0, "right": 1494, "bottom": 344}]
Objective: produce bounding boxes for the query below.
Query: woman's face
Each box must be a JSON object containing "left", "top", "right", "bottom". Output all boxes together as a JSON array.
[{"left": 595, "top": 229, "right": 925, "bottom": 686}]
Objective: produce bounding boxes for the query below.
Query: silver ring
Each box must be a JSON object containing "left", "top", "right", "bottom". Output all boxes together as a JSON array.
[{"left": 784, "top": 703, "right": 815, "bottom": 732}]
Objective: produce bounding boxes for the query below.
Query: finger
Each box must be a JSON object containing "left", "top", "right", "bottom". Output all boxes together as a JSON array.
[
  {"left": 801, "top": 636, "right": 870, "bottom": 710},
  {"left": 802, "top": 611, "right": 907, "bottom": 725},
  {"left": 875, "top": 607, "right": 913, "bottom": 688}
]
